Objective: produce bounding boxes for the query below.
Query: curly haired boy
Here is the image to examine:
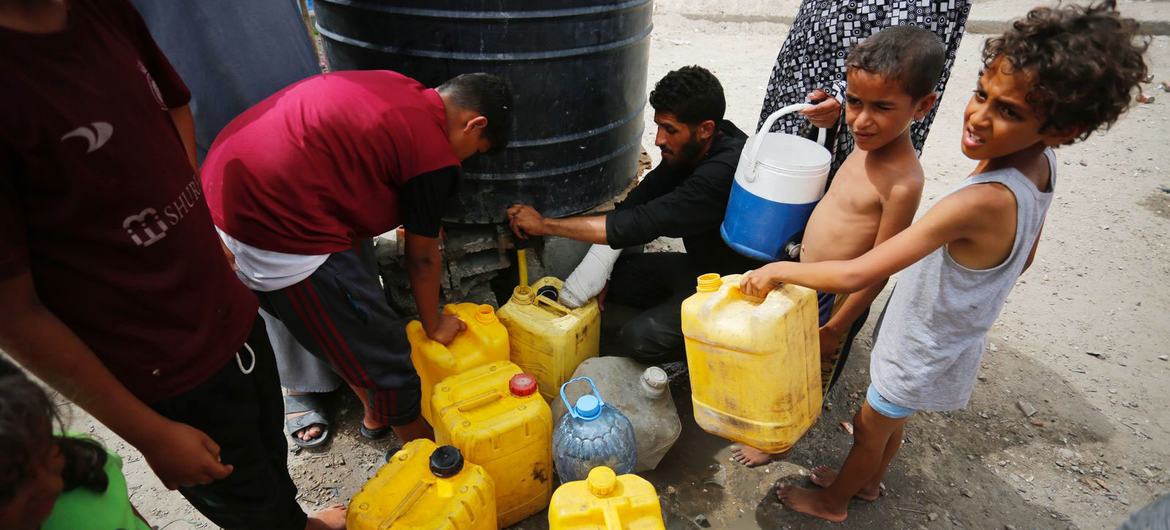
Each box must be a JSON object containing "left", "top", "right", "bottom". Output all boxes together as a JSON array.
[{"left": 740, "top": 1, "right": 1148, "bottom": 522}]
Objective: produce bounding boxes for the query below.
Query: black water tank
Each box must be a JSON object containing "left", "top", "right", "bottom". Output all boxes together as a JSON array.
[{"left": 315, "top": 0, "right": 653, "bottom": 224}]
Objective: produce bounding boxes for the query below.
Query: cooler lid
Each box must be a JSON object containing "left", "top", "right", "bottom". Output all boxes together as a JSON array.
[{"left": 755, "top": 133, "right": 831, "bottom": 171}]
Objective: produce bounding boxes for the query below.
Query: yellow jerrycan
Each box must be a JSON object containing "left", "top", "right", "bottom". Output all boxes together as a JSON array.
[
  {"left": 497, "top": 277, "right": 600, "bottom": 402},
  {"left": 432, "top": 361, "right": 554, "bottom": 528},
  {"left": 548, "top": 466, "right": 665, "bottom": 530},
  {"left": 407, "top": 303, "right": 509, "bottom": 424},
  {"left": 680, "top": 273, "right": 822, "bottom": 453},
  {"left": 348, "top": 439, "right": 496, "bottom": 530}
]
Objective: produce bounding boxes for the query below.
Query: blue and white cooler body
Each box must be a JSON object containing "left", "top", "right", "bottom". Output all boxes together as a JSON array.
[{"left": 721, "top": 104, "right": 832, "bottom": 262}]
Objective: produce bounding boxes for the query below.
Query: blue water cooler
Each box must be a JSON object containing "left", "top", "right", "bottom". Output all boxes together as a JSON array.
[{"left": 721, "top": 104, "right": 832, "bottom": 261}]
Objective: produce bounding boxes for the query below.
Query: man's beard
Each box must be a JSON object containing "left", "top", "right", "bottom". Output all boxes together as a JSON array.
[{"left": 660, "top": 136, "right": 705, "bottom": 171}]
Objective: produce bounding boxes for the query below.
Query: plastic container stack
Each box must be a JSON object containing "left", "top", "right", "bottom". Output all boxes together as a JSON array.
[
  {"left": 552, "top": 357, "right": 681, "bottom": 471},
  {"left": 432, "top": 361, "right": 554, "bottom": 527},
  {"left": 497, "top": 277, "right": 601, "bottom": 402},
  {"left": 407, "top": 303, "right": 509, "bottom": 423}
]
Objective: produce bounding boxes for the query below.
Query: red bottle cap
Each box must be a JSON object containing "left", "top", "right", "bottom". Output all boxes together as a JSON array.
[{"left": 509, "top": 373, "right": 538, "bottom": 397}]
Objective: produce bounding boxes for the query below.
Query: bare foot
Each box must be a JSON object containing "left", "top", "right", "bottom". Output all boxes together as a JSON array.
[
  {"left": 809, "top": 465, "right": 880, "bottom": 501},
  {"left": 777, "top": 484, "right": 848, "bottom": 523},
  {"left": 305, "top": 504, "right": 347, "bottom": 530},
  {"left": 731, "top": 445, "right": 790, "bottom": 467}
]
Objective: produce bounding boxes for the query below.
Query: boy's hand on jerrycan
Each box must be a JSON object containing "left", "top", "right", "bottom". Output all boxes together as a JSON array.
[
  {"left": 740, "top": 265, "right": 783, "bottom": 299},
  {"left": 427, "top": 313, "right": 467, "bottom": 346},
  {"left": 800, "top": 89, "right": 841, "bottom": 129},
  {"left": 141, "top": 419, "right": 234, "bottom": 489}
]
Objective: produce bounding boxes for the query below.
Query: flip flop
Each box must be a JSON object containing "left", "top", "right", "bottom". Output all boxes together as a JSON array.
[
  {"left": 284, "top": 393, "right": 331, "bottom": 448},
  {"left": 359, "top": 423, "right": 393, "bottom": 440}
]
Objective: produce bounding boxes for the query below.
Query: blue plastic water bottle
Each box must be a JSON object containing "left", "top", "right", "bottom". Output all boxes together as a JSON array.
[{"left": 552, "top": 377, "right": 637, "bottom": 483}]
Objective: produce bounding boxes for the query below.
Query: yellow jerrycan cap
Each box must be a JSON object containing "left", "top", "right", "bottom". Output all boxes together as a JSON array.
[{"left": 586, "top": 466, "right": 618, "bottom": 497}]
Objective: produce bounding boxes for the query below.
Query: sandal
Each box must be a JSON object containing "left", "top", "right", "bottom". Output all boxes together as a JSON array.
[
  {"left": 284, "top": 393, "right": 332, "bottom": 448},
  {"left": 359, "top": 423, "right": 393, "bottom": 440}
]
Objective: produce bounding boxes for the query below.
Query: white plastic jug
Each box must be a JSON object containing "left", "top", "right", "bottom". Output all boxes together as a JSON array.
[
  {"left": 551, "top": 357, "right": 681, "bottom": 472},
  {"left": 721, "top": 104, "right": 832, "bottom": 261}
]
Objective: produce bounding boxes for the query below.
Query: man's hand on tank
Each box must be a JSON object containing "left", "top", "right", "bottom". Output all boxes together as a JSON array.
[
  {"left": 801, "top": 89, "right": 841, "bottom": 129},
  {"left": 428, "top": 313, "right": 467, "bottom": 345},
  {"left": 507, "top": 204, "right": 547, "bottom": 238}
]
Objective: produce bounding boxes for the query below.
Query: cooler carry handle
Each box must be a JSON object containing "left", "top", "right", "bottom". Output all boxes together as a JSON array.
[{"left": 747, "top": 103, "right": 826, "bottom": 183}]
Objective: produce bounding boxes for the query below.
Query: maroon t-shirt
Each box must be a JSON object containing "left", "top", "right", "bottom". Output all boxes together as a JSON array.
[
  {"left": 201, "top": 70, "right": 461, "bottom": 254},
  {"left": 0, "top": 0, "right": 258, "bottom": 403}
]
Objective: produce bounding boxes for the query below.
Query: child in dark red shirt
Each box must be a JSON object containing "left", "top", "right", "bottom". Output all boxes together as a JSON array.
[{"left": 0, "top": 1, "right": 342, "bottom": 528}]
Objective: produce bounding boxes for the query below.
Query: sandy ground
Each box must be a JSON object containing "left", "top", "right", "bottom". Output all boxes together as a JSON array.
[{"left": 56, "top": 5, "right": 1170, "bottom": 530}]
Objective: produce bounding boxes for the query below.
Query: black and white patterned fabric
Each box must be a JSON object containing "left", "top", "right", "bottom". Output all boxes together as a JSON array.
[{"left": 758, "top": 0, "right": 971, "bottom": 174}]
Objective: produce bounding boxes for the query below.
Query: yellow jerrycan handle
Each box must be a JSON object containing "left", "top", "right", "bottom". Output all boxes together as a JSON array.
[
  {"left": 534, "top": 291, "right": 574, "bottom": 316},
  {"left": 726, "top": 277, "right": 768, "bottom": 305},
  {"left": 454, "top": 390, "right": 503, "bottom": 413}
]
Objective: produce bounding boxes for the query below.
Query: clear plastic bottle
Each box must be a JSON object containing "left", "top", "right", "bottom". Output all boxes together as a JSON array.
[
  {"left": 552, "top": 377, "right": 637, "bottom": 483},
  {"left": 552, "top": 358, "right": 681, "bottom": 471}
]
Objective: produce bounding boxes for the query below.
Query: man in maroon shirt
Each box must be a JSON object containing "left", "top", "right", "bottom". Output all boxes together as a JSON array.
[
  {"left": 202, "top": 69, "right": 513, "bottom": 443},
  {"left": 0, "top": 1, "right": 342, "bottom": 528}
]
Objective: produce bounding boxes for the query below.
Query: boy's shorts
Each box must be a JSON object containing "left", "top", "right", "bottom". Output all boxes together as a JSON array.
[
  {"left": 258, "top": 239, "right": 421, "bottom": 426},
  {"left": 866, "top": 383, "right": 915, "bottom": 419}
]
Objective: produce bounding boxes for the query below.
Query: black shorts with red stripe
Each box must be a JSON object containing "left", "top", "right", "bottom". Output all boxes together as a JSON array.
[{"left": 257, "top": 239, "right": 421, "bottom": 426}]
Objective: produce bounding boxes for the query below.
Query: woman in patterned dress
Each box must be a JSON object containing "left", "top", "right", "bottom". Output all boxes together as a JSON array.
[{"left": 759, "top": 0, "right": 972, "bottom": 174}]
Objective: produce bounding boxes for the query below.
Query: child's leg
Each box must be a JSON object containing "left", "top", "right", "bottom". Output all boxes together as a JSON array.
[
  {"left": 778, "top": 386, "right": 911, "bottom": 522},
  {"left": 809, "top": 420, "right": 902, "bottom": 501},
  {"left": 260, "top": 243, "right": 432, "bottom": 440}
]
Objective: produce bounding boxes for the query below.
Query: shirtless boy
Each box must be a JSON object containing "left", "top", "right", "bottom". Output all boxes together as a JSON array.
[
  {"left": 732, "top": 26, "right": 946, "bottom": 467},
  {"left": 741, "top": 2, "right": 1146, "bottom": 521}
]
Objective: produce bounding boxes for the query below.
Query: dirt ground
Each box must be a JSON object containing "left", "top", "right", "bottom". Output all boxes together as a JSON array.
[{"left": 60, "top": 5, "right": 1169, "bottom": 530}]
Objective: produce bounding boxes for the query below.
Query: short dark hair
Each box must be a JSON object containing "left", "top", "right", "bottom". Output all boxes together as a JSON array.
[
  {"left": 982, "top": 1, "right": 1148, "bottom": 143},
  {"left": 437, "top": 73, "right": 514, "bottom": 153},
  {"left": 846, "top": 26, "right": 946, "bottom": 101},
  {"left": 649, "top": 65, "right": 726, "bottom": 125}
]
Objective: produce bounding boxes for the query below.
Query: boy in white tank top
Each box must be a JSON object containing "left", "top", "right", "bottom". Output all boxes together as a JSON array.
[
  {"left": 732, "top": 26, "right": 945, "bottom": 468},
  {"left": 740, "top": 2, "right": 1148, "bottom": 522}
]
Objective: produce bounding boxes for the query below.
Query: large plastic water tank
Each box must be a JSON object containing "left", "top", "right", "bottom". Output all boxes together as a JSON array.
[{"left": 315, "top": 0, "right": 653, "bottom": 224}]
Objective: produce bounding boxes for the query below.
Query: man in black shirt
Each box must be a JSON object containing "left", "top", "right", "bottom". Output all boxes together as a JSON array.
[{"left": 507, "top": 66, "right": 763, "bottom": 365}]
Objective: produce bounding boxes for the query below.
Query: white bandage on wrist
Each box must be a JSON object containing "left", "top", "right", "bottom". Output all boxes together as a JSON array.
[{"left": 560, "top": 244, "right": 622, "bottom": 308}]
